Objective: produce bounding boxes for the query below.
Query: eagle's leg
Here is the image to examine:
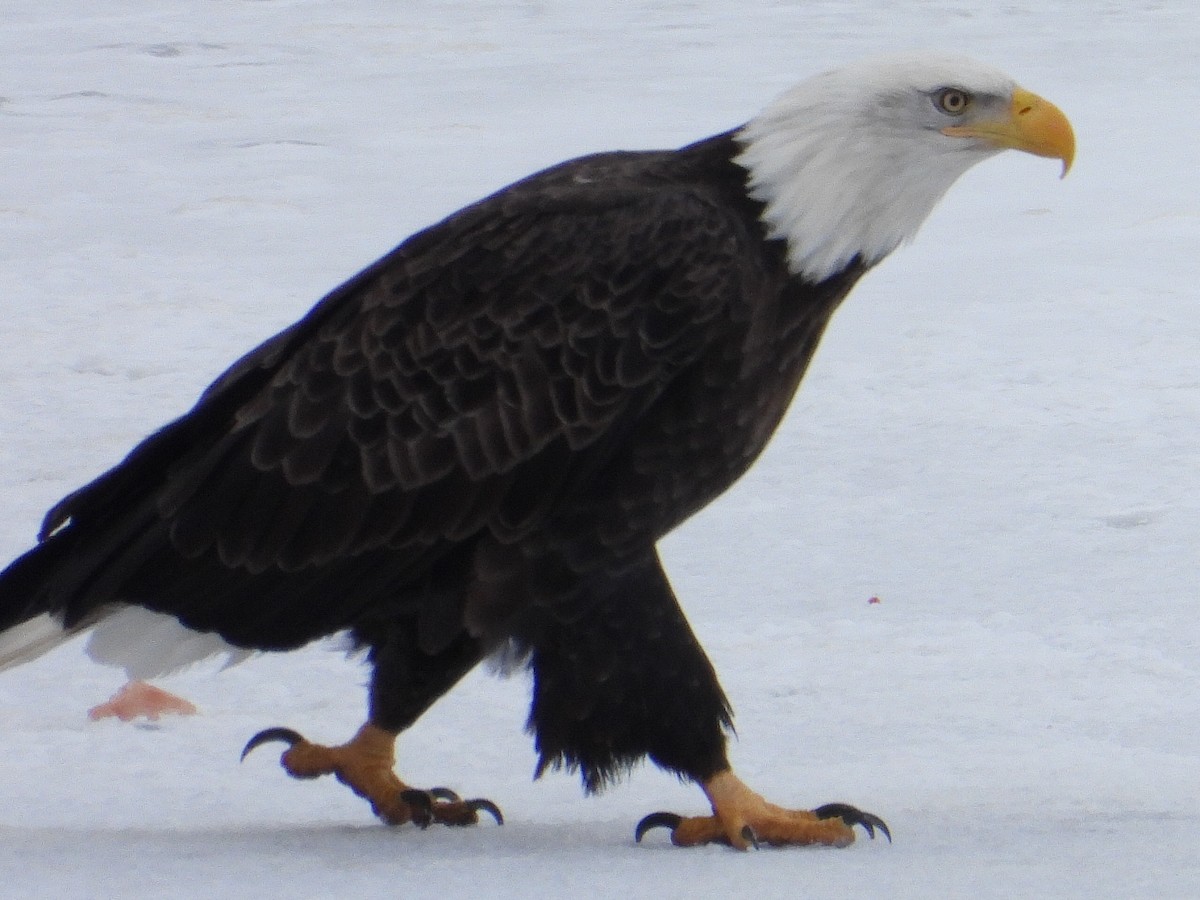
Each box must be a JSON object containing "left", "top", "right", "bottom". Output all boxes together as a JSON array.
[
  {"left": 241, "top": 628, "right": 500, "bottom": 827},
  {"left": 519, "top": 545, "right": 887, "bottom": 850},
  {"left": 241, "top": 723, "right": 502, "bottom": 826},
  {"left": 635, "top": 770, "right": 890, "bottom": 849}
]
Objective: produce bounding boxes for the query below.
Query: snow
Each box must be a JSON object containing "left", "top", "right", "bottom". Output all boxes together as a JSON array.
[{"left": 1, "top": 1, "right": 1198, "bottom": 897}]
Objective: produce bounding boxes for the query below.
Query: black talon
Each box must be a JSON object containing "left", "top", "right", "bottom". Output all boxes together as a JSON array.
[
  {"left": 240, "top": 726, "right": 306, "bottom": 761},
  {"left": 740, "top": 825, "right": 760, "bottom": 850},
  {"left": 397, "top": 790, "right": 502, "bottom": 827},
  {"left": 399, "top": 789, "right": 434, "bottom": 827},
  {"left": 635, "top": 811, "right": 682, "bottom": 843},
  {"left": 814, "top": 803, "right": 892, "bottom": 843},
  {"left": 465, "top": 798, "right": 504, "bottom": 825}
]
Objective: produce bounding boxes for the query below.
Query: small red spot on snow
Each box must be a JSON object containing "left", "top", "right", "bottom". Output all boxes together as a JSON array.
[
  {"left": 87, "top": 681, "right": 199, "bottom": 722},
  {"left": 868, "top": 596, "right": 881, "bottom": 605}
]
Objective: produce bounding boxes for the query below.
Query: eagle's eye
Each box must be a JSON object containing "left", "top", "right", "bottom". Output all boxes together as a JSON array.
[{"left": 934, "top": 88, "right": 971, "bottom": 116}]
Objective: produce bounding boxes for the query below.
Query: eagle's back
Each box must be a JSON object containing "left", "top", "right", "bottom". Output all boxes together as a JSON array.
[{"left": 0, "top": 131, "right": 864, "bottom": 657}]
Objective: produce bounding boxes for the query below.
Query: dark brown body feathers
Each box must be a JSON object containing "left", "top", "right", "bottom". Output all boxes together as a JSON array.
[{"left": 0, "top": 130, "right": 866, "bottom": 787}]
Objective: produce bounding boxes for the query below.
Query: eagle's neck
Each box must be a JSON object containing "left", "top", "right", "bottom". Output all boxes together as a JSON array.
[{"left": 733, "top": 79, "right": 987, "bottom": 284}]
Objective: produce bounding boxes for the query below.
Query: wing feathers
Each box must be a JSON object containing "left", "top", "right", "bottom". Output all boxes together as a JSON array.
[{"left": 19, "top": 152, "right": 764, "bottom": 646}]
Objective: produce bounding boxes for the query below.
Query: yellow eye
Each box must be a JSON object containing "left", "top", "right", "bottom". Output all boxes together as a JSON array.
[{"left": 935, "top": 88, "right": 971, "bottom": 116}]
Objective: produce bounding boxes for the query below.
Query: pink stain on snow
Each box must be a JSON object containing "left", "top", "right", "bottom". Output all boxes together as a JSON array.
[{"left": 87, "top": 681, "right": 199, "bottom": 722}]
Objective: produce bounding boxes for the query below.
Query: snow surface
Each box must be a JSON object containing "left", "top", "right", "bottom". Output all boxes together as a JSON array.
[{"left": 1, "top": 2, "right": 1198, "bottom": 897}]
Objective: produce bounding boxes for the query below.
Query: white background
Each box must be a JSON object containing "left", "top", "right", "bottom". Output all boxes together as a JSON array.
[{"left": 1, "top": 2, "right": 1197, "bottom": 897}]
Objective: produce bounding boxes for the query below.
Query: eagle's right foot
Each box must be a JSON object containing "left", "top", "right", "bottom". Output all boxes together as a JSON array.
[
  {"left": 634, "top": 769, "right": 889, "bottom": 850},
  {"left": 240, "top": 722, "right": 502, "bottom": 827}
]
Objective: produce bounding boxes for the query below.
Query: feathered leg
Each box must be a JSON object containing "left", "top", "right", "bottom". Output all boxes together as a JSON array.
[
  {"left": 520, "top": 547, "right": 888, "bottom": 849},
  {"left": 519, "top": 548, "right": 732, "bottom": 790}
]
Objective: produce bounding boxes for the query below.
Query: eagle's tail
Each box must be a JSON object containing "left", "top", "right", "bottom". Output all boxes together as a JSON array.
[
  {"left": 0, "top": 535, "right": 94, "bottom": 672},
  {"left": 0, "top": 524, "right": 255, "bottom": 679},
  {"left": 0, "top": 612, "right": 79, "bottom": 672},
  {"left": 0, "top": 370, "right": 271, "bottom": 677}
]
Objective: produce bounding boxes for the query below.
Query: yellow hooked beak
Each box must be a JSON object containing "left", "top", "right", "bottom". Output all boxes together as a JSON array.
[{"left": 942, "top": 88, "right": 1075, "bottom": 177}]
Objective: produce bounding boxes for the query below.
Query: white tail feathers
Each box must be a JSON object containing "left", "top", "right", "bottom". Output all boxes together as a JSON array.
[
  {"left": 0, "top": 607, "right": 254, "bottom": 679},
  {"left": 84, "top": 607, "right": 254, "bottom": 680}
]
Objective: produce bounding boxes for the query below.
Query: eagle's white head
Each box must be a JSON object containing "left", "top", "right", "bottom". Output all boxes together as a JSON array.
[{"left": 736, "top": 54, "right": 1075, "bottom": 282}]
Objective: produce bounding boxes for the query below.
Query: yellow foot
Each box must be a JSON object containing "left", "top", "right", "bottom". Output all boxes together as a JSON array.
[
  {"left": 240, "top": 723, "right": 502, "bottom": 827},
  {"left": 635, "top": 770, "right": 889, "bottom": 850}
]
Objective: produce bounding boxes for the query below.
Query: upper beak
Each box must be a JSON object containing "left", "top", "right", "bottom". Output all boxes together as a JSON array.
[{"left": 942, "top": 88, "right": 1075, "bottom": 177}]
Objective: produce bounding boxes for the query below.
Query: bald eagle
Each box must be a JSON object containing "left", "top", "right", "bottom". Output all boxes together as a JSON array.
[{"left": 0, "top": 54, "right": 1072, "bottom": 848}]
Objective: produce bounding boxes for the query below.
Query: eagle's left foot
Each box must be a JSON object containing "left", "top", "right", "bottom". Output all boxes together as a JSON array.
[
  {"left": 240, "top": 722, "right": 502, "bottom": 827},
  {"left": 635, "top": 770, "right": 890, "bottom": 849}
]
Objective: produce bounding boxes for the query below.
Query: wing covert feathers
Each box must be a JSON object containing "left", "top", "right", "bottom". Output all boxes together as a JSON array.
[{"left": 2, "top": 141, "right": 771, "bottom": 648}]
